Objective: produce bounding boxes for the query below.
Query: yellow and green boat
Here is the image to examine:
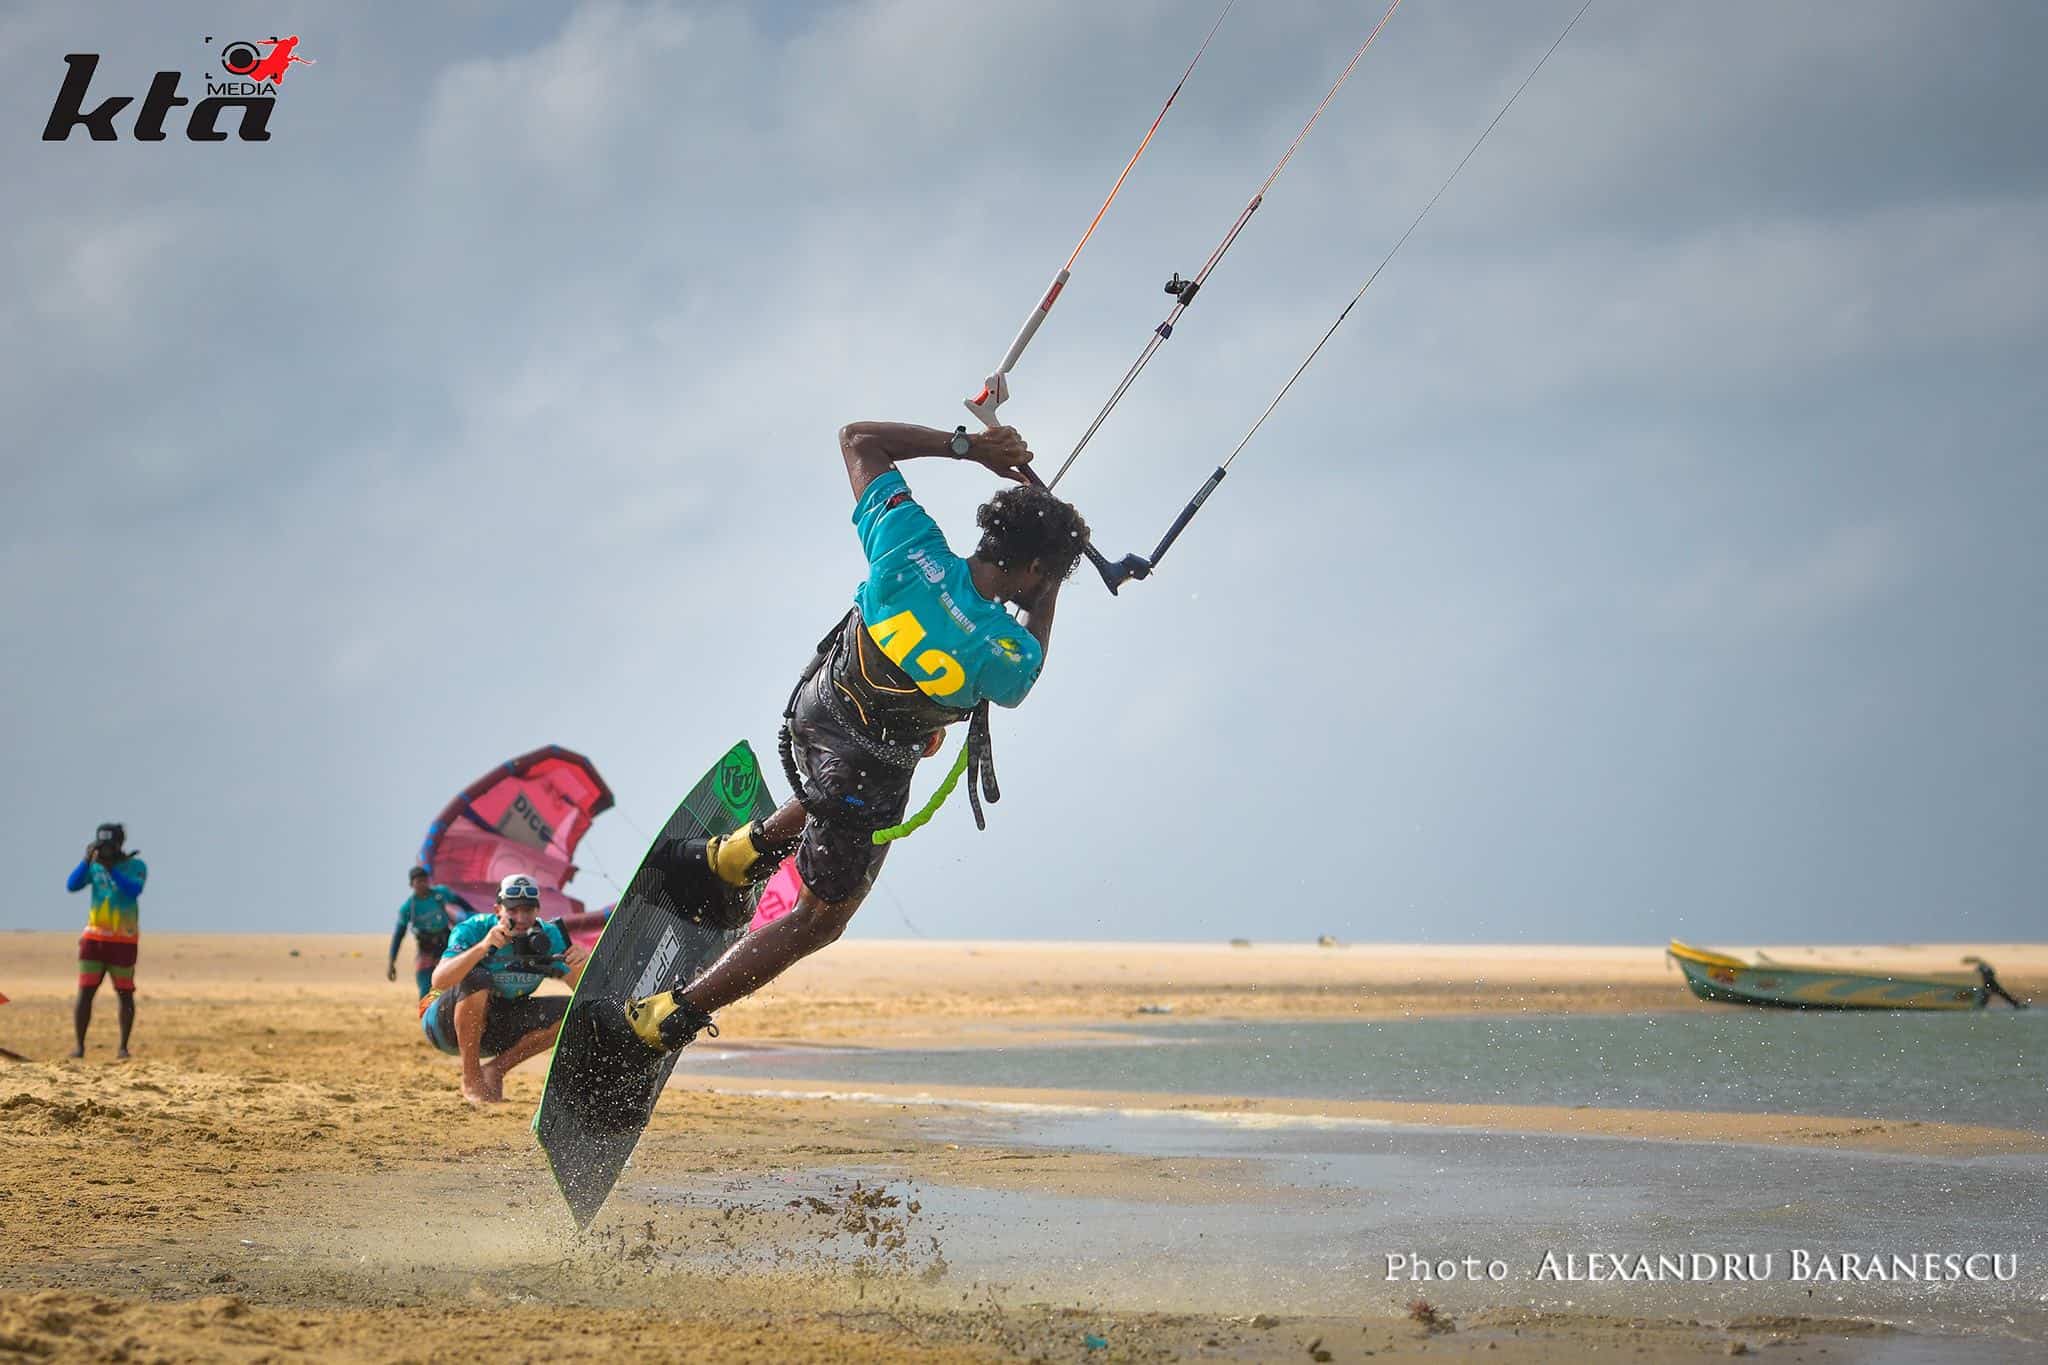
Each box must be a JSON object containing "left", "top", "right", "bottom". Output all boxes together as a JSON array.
[{"left": 1667, "top": 941, "right": 1992, "bottom": 1011}]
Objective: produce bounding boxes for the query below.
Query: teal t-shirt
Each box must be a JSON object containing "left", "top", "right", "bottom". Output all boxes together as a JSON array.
[
  {"left": 396, "top": 886, "right": 463, "bottom": 943},
  {"left": 849, "top": 470, "right": 1043, "bottom": 710},
  {"left": 441, "top": 912, "right": 569, "bottom": 1000}
]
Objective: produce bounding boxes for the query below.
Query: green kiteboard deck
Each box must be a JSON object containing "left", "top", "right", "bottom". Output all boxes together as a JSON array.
[{"left": 532, "top": 741, "right": 776, "bottom": 1228}]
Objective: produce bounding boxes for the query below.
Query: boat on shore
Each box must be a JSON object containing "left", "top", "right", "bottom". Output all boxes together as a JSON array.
[{"left": 1666, "top": 941, "right": 2014, "bottom": 1011}]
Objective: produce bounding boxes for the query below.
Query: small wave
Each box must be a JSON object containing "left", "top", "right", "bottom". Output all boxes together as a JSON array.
[{"left": 696, "top": 1085, "right": 1396, "bottom": 1131}]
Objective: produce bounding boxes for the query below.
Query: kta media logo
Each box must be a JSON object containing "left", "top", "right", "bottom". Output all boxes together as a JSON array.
[
  {"left": 42, "top": 35, "right": 315, "bottom": 142},
  {"left": 216, "top": 35, "right": 313, "bottom": 85}
]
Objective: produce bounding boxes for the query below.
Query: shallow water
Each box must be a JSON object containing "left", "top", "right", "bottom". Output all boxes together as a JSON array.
[
  {"left": 652, "top": 1107, "right": 2048, "bottom": 1353},
  {"left": 680, "top": 1010, "right": 2048, "bottom": 1131}
]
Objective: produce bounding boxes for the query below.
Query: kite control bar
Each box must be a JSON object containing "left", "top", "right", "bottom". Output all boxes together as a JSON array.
[
  {"left": 955, "top": 421, "right": 1150, "bottom": 594},
  {"left": 1037, "top": 463, "right": 1229, "bottom": 595},
  {"left": 1017, "top": 462, "right": 1154, "bottom": 594},
  {"left": 959, "top": 426, "right": 1218, "bottom": 596}
]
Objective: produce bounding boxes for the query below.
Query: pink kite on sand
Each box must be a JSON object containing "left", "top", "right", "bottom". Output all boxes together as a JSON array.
[{"left": 748, "top": 859, "right": 803, "bottom": 932}]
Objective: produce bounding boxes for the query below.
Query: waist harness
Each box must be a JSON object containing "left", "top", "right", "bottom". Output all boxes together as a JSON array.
[{"left": 779, "top": 608, "right": 1000, "bottom": 836}]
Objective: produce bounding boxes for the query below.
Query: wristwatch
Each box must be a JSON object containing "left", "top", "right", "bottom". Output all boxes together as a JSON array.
[{"left": 949, "top": 426, "right": 973, "bottom": 458}]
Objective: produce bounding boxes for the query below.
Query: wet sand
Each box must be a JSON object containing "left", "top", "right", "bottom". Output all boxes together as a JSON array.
[{"left": 3, "top": 933, "right": 2042, "bottom": 1361}]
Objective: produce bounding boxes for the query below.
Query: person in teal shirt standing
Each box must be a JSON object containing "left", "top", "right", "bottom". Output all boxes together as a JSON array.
[
  {"left": 387, "top": 866, "right": 473, "bottom": 998},
  {"left": 626, "top": 420, "right": 1087, "bottom": 1053}
]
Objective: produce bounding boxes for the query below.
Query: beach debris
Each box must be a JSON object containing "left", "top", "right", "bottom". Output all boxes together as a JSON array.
[
  {"left": 1307, "top": 1336, "right": 1333, "bottom": 1361},
  {"left": 1135, "top": 1002, "right": 1175, "bottom": 1015},
  {"left": 1407, "top": 1299, "right": 1454, "bottom": 1333},
  {"left": 1249, "top": 1313, "right": 1281, "bottom": 1329},
  {"left": 1725, "top": 1343, "right": 1749, "bottom": 1357},
  {"left": 1083, "top": 1332, "right": 1109, "bottom": 1350},
  {"left": 1316, "top": 934, "right": 1341, "bottom": 948},
  {"left": 781, "top": 1180, "right": 945, "bottom": 1280},
  {"left": 1230, "top": 938, "right": 1253, "bottom": 948},
  {"left": 288, "top": 948, "right": 301, "bottom": 957}
]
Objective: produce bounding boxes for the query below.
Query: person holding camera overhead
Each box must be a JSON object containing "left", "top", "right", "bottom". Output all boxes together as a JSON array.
[
  {"left": 422, "top": 874, "right": 588, "bottom": 1105},
  {"left": 67, "top": 822, "right": 148, "bottom": 1059}
]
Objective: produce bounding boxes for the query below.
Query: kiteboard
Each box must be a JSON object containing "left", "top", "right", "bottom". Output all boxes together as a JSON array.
[{"left": 533, "top": 740, "right": 777, "bottom": 1228}]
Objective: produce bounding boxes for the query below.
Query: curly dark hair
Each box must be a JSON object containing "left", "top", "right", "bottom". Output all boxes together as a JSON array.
[{"left": 974, "top": 485, "right": 1092, "bottom": 581}]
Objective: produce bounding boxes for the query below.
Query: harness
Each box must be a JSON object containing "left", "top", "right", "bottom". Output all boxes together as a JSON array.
[{"left": 779, "top": 609, "right": 1000, "bottom": 838}]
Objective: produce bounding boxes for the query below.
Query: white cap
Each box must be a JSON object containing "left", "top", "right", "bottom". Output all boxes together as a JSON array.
[{"left": 497, "top": 874, "right": 541, "bottom": 904}]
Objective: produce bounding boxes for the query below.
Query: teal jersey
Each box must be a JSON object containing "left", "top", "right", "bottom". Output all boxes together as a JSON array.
[
  {"left": 441, "top": 912, "right": 569, "bottom": 1000},
  {"left": 850, "top": 470, "right": 1043, "bottom": 710},
  {"left": 396, "top": 886, "right": 462, "bottom": 942}
]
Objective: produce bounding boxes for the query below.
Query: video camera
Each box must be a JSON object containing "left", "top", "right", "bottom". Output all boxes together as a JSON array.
[
  {"left": 505, "top": 923, "right": 557, "bottom": 959},
  {"left": 495, "top": 919, "right": 567, "bottom": 975}
]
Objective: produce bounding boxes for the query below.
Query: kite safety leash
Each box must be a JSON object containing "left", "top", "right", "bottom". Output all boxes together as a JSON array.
[
  {"left": 962, "top": 0, "right": 1236, "bottom": 430},
  {"left": 1072, "top": 0, "right": 1596, "bottom": 587},
  {"left": 871, "top": 702, "right": 998, "bottom": 845}
]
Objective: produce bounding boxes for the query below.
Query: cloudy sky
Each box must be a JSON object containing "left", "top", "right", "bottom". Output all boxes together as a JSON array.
[{"left": 5, "top": 1, "right": 2043, "bottom": 944}]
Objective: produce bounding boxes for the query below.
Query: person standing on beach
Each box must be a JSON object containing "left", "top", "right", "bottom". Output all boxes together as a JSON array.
[
  {"left": 622, "top": 420, "right": 1087, "bottom": 1054},
  {"left": 387, "top": 866, "right": 474, "bottom": 999},
  {"left": 67, "top": 822, "right": 147, "bottom": 1059}
]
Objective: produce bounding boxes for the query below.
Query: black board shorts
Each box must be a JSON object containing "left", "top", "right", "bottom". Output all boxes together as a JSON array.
[
  {"left": 786, "top": 674, "right": 919, "bottom": 904},
  {"left": 422, "top": 968, "right": 568, "bottom": 1058}
]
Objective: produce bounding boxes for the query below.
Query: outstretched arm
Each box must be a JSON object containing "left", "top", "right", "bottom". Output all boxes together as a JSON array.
[{"left": 838, "top": 422, "right": 1033, "bottom": 500}]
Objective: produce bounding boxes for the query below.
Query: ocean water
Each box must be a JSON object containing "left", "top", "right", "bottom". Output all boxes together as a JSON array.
[
  {"left": 659, "top": 1117, "right": 2048, "bottom": 1346},
  {"left": 656, "top": 1012, "right": 2048, "bottom": 1350},
  {"left": 677, "top": 1010, "right": 2048, "bottom": 1131}
]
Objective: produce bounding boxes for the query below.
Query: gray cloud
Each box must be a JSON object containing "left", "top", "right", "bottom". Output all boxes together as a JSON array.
[{"left": 5, "top": 0, "right": 2042, "bottom": 947}]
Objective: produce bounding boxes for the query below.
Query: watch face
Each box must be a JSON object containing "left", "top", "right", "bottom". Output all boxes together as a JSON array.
[{"left": 951, "top": 430, "right": 972, "bottom": 456}]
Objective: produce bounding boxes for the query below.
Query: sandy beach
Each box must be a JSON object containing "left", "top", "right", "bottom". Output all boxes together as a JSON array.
[{"left": 3, "top": 934, "right": 2043, "bottom": 1362}]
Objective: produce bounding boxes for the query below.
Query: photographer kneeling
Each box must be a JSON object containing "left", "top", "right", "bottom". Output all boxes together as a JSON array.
[{"left": 423, "top": 874, "right": 588, "bottom": 1105}]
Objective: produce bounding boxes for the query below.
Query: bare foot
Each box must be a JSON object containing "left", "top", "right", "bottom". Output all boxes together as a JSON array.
[
  {"left": 477, "top": 1062, "right": 506, "bottom": 1103},
  {"left": 461, "top": 1082, "right": 498, "bottom": 1106},
  {"left": 115, "top": 1049, "right": 132, "bottom": 1061},
  {"left": 68, "top": 1047, "right": 85, "bottom": 1059}
]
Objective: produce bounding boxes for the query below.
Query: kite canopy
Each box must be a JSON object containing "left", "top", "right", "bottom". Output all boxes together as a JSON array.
[
  {"left": 748, "top": 859, "right": 802, "bottom": 934},
  {"left": 418, "top": 746, "right": 614, "bottom": 925}
]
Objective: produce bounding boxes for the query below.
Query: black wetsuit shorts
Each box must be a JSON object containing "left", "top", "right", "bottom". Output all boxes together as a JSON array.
[
  {"left": 785, "top": 670, "right": 919, "bottom": 904},
  {"left": 422, "top": 967, "right": 568, "bottom": 1058}
]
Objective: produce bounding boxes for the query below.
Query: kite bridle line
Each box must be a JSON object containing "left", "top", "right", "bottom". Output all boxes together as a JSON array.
[
  {"left": 964, "top": 0, "right": 1410, "bottom": 594},
  {"left": 1026, "top": 0, "right": 1593, "bottom": 592},
  {"left": 962, "top": 0, "right": 1237, "bottom": 430},
  {"left": 1045, "top": 0, "right": 1408, "bottom": 494}
]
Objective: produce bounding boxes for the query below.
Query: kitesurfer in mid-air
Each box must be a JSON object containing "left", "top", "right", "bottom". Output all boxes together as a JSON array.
[{"left": 624, "top": 421, "right": 1088, "bottom": 1052}]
